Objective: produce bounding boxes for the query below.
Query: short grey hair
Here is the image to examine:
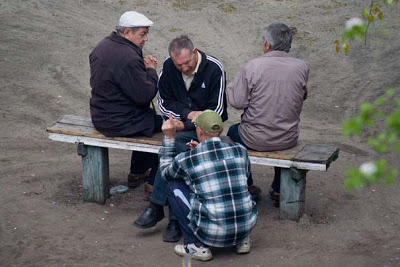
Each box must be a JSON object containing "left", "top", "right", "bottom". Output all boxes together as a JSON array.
[
  {"left": 115, "top": 26, "right": 139, "bottom": 34},
  {"left": 263, "top": 22, "right": 292, "bottom": 53},
  {"left": 168, "top": 35, "right": 194, "bottom": 56}
]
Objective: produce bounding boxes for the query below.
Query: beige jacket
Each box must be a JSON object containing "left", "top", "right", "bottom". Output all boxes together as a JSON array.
[{"left": 227, "top": 51, "right": 309, "bottom": 151}]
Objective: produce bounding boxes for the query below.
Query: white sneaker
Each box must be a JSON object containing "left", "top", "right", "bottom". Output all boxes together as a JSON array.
[
  {"left": 236, "top": 236, "right": 251, "bottom": 254},
  {"left": 174, "top": 243, "right": 213, "bottom": 261}
]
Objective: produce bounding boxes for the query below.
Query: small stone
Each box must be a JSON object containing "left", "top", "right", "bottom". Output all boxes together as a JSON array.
[{"left": 101, "top": 218, "right": 105, "bottom": 221}]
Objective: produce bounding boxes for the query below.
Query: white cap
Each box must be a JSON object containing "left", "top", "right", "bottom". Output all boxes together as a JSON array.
[{"left": 118, "top": 11, "right": 153, "bottom": 27}]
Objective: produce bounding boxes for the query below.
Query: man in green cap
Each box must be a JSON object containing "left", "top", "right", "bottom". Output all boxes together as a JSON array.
[{"left": 157, "top": 110, "right": 258, "bottom": 261}]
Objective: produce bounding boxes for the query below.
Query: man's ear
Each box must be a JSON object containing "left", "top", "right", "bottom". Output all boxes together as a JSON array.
[
  {"left": 263, "top": 41, "right": 271, "bottom": 53},
  {"left": 122, "top": 28, "right": 130, "bottom": 37},
  {"left": 192, "top": 47, "right": 198, "bottom": 54}
]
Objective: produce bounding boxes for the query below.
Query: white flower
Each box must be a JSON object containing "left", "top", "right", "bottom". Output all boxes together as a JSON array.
[
  {"left": 359, "top": 162, "right": 377, "bottom": 176},
  {"left": 345, "top": 17, "right": 365, "bottom": 29}
]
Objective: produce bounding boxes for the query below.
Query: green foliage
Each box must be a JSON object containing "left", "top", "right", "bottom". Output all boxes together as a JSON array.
[
  {"left": 343, "top": 89, "right": 400, "bottom": 189},
  {"left": 334, "top": 0, "right": 397, "bottom": 54},
  {"left": 345, "top": 159, "right": 397, "bottom": 190}
]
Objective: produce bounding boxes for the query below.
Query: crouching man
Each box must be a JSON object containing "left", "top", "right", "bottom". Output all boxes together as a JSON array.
[{"left": 159, "top": 110, "right": 258, "bottom": 261}]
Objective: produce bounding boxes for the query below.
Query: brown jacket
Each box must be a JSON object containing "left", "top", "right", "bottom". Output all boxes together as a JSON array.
[{"left": 227, "top": 51, "right": 309, "bottom": 151}]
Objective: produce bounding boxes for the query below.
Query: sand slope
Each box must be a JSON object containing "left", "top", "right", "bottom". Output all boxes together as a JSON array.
[{"left": 1, "top": 0, "right": 400, "bottom": 266}]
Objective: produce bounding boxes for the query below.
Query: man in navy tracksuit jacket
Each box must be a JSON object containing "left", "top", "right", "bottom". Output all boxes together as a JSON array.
[
  {"left": 134, "top": 36, "right": 229, "bottom": 241},
  {"left": 157, "top": 50, "right": 228, "bottom": 131}
]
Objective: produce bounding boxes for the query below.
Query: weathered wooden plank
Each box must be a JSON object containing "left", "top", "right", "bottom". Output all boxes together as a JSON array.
[
  {"left": 279, "top": 168, "right": 306, "bottom": 221},
  {"left": 59, "top": 115, "right": 93, "bottom": 127},
  {"left": 47, "top": 115, "right": 339, "bottom": 170},
  {"left": 247, "top": 142, "right": 305, "bottom": 160},
  {"left": 47, "top": 123, "right": 163, "bottom": 146},
  {"left": 49, "top": 133, "right": 161, "bottom": 154},
  {"left": 294, "top": 144, "right": 340, "bottom": 164},
  {"left": 248, "top": 156, "right": 328, "bottom": 171},
  {"left": 78, "top": 144, "right": 110, "bottom": 204}
]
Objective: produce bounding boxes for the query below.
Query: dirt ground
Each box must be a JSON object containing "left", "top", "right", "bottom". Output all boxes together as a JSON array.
[{"left": 1, "top": 0, "right": 400, "bottom": 266}]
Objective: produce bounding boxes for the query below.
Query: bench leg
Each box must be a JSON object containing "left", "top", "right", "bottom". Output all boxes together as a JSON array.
[
  {"left": 279, "top": 168, "right": 307, "bottom": 221},
  {"left": 77, "top": 143, "right": 110, "bottom": 204}
]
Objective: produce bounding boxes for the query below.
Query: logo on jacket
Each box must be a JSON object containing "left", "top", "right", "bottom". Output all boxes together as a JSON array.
[{"left": 201, "top": 82, "right": 206, "bottom": 89}]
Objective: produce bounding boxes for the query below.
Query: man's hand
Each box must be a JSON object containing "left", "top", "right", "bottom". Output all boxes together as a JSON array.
[
  {"left": 144, "top": 55, "right": 158, "bottom": 69},
  {"left": 187, "top": 111, "right": 203, "bottom": 120},
  {"left": 162, "top": 113, "right": 177, "bottom": 138},
  {"left": 172, "top": 120, "right": 185, "bottom": 131},
  {"left": 186, "top": 139, "right": 199, "bottom": 150}
]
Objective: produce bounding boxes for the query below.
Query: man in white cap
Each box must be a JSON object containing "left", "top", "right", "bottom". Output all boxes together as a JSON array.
[{"left": 89, "top": 11, "right": 161, "bottom": 191}]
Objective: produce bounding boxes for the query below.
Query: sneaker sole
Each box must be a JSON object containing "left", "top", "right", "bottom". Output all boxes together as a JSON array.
[
  {"left": 174, "top": 247, "right": 212, "bottom": 261},
  {"left": 236, "top": 247, "right": 251, "bottom": 254}
]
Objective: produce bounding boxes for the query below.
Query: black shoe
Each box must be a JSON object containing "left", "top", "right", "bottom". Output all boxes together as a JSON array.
[
  {"left": 268, "top": 188, "right": 280, "bottom": 208},
  {"left": 163, "top": 220, "right": 182, "bottom": 242},
  {"left": 127, "top": 170, "right": 150, "bottom": 188},
  {"left": 133, "top": 204, "right": 164, "bottom": 228},
  {"left": 248, "top": 185, "right": 262, "bottom": 201}
]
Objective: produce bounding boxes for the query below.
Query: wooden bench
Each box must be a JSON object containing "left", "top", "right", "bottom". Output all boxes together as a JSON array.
[{"left": 47, "top": 115, "right": 339, "bottom": 221}]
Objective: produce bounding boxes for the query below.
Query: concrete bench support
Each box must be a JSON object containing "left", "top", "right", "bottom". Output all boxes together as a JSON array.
[
  {"left": 77, "top": 143, "right": 110, "bottom": 204},
  {"left": 280, "top": 168, "right": 307, "bottom": 221}
]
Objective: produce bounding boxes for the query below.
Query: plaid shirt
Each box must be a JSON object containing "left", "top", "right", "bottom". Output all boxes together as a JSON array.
[{"left": 159, "top": 137, "right": 258, "bottom": 247}]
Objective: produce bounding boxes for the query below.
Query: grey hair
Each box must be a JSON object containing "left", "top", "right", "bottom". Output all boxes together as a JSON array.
[
  {"left": 263, "top": 22, "right": 292, "bottom": 53},
  {"left": 115, "top": 26, "right": 139, "bottom": 34},
  {"left": 168, "top": 35, "right": 194, "bottom": 56}
]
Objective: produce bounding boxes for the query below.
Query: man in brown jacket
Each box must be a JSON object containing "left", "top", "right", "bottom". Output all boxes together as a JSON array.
[{"left": 226, "top": 22, "right": 309, "bottom": 207}]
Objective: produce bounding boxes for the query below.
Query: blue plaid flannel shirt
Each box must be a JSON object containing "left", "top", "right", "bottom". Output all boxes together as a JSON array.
[{"left": 159, "top": 136, "right": 258, "bottom": 247}]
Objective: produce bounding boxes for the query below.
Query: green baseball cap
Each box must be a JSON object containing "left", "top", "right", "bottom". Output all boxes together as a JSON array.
[{"left": 191, "top": 110, "right": 223, "bottom": 133}]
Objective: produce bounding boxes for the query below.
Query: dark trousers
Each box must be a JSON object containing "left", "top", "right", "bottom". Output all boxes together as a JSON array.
[
  {"left": 149, "top": 131, "right": 198, "bottom": 221},
  {"left": 166, "top": 179, "right": 202, "bottom": 245},
  {"left": 150, "top": 130, "right": 198, "bottom": 206},
  {"left": 227, "top": 123, "right": 281, "bottom": 193},
  {"left": 130, "top": 114, "right": 163, "bottom": 184}
]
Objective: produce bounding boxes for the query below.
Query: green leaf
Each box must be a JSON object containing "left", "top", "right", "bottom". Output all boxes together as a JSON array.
[
  {"left": 374, "top": 96, "right": 386, "bottom": 106},
  {"left": 343, "top": 25, "right": 367, "bottom": 40},
  {"left": 343, "top": 117, "right": 363, "bottom": 136},
  {"left": 368, "top": 15, "right": 375, "bottom": 22},
  {"left": 384, "top": 0, "right": 393, "bottom": 5},
  {"left": 378, "top": 11, "right": 383, "bottom": 20},
  {"left": 386, "top": 110, "right": 400, "bottom": 132},
  {"left": 345, "top": 168, "right": 364, "bottom": 190},
  {"left": 343, "top": 43, "right": 349, "bottom": 54},
  {"left": 385, "top": 88, "right": 394, "bottom": 97},
  {"left": 361, "top": 8, "right": 369, "bottom": 17}
]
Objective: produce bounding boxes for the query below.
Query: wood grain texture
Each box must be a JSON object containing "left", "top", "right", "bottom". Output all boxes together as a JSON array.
[
  {"left": 293, "top": 144, "right": 340, "bottom": 164},
  {"left": 47, "top": 115, "right": 339, "bottom": 166}
]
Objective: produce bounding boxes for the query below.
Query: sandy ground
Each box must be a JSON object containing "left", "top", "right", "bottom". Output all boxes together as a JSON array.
[{"left": 1, "top": 0, "right": 400, "bottom": 266}]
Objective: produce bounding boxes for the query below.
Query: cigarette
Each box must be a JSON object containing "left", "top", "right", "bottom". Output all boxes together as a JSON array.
[{"left": 191, "top": 139, "right": 193, "bottom": 143}]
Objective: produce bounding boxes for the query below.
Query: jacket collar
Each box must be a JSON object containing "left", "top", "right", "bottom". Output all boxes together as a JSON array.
[
  {"left": 196, "top": 50, "right": 208, "bottom": 73},
  {"left": 200, "top": 137, "right": 221, "bottom": 146},
  {"left": 108, "top": 31, "right": 143, "bottom": 57},
  {"left": 262, "top": 50, "right": 289, "bottom": 58}
]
